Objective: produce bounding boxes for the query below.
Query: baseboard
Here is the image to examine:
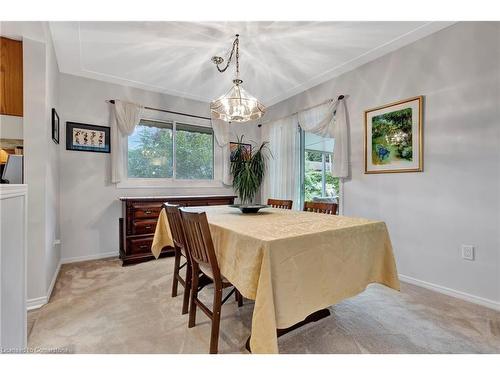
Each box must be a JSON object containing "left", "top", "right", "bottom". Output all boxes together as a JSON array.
[
  {"left": 27, "top": 296, "right": 47, "bottom": 310},
  {"left": 28, "top": 253, "right": 118, "bottom": 311},
  {"left": 46, "top": 260, "right": 62, "bottom": 301},
  {"left": 399, "top": 274, "right": 500, "bottom": 312},
  {"left": 61, "top": 251, "right": 119, "bottom": 265},
  {"left": 27, "top": 260, "right": 62, "bottom": 311}
]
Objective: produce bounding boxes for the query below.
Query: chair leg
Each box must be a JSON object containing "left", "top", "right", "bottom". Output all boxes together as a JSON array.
[
  {"left": 181, "top": 260, "right": 192, "bottom": 315},
  {"left": 188, "top": 264, "right": 199, "bottom": 328},
  {"left": 171, "top": 247, "right": 181, "bottom": 297},
  {"left": 209, "top": 285, "right": 223, "bottom": 354},
  {"left": 236, "top": 289, "right": 243, "bottom": 307}
]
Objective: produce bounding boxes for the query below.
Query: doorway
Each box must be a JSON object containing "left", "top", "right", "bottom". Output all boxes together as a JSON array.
[{"left": 299, "top": 130, "right": 341, "bottom": 212}]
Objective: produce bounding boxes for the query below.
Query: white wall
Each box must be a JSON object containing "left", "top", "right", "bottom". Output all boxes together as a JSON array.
[
  {"left": 44, "top": 28, "right": 61, "bottom": 293},
  {"left": 23, "top": 37, "right": 48, "bottom": 302},
  {"left": 266, "top": 22, "right": 500, "bottom": 305},
  {"left": 1, "top": 21, "right": 61, "bottom": 306},
  {"left": 58, "top": 74, "right": 260, "bottom": 262},
  {"left": 0, "top": 115, "right": 23, "bottom": 139}
]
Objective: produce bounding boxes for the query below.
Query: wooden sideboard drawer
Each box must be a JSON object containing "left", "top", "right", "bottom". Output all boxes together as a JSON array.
[
  {"left": 183, "top": 201, "right": 205, "bottom": 207},
  {"left": 131, "top": 219, "right": 157, "bottom": 235},
  {"left": 206, "top": 200, "right": 230, "bottom": 206},
  {"left": 127, "top": 236, "right": 154, "bottom": 255},
  {"left": 131, "top": 206, "right": 162, "bottom": 219},
  {"left": 130, "top": 201, "right": 162, "bottom": 209},
  {"left": 185, "top": 200, "right": 229, "bottom": 206},
  {"left": 119, "top": 195, "right": 236, "bottom": 266}
]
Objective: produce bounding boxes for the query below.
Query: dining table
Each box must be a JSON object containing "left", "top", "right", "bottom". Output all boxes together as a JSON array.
[{"left": 151, "top": 205, "right": 400, "bottom": 354}]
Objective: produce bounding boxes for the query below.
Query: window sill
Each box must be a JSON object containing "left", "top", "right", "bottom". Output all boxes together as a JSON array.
[{"left": 116, "top": 178, "right": 226, "bottom": 189}]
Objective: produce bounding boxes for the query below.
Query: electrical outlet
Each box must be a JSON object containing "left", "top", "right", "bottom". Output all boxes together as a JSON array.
[{"left": 461, "top": 245, "right": 475, "bottom": 261}]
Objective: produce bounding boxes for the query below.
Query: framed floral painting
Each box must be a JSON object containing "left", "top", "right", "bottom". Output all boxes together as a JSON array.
[
  {"left": 364, "top": 96, "right": 423, "bottom": 173},
  {"left": 66, "top": 122, "right": 111, "bottom": 153}
]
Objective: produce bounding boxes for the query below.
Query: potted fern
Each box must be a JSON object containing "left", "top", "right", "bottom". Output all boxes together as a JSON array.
[{"left": 230, "top": 136, "right": 271, "bottom": 212}]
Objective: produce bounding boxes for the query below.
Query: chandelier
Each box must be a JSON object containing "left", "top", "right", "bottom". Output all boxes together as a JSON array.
[{"left": 210, "top": 34, "right": 266, "bottom": 123}]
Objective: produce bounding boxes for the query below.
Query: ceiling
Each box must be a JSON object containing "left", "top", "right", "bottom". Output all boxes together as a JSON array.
[{"left": 49, "top": 21, "right": 453, "bottom": 106}]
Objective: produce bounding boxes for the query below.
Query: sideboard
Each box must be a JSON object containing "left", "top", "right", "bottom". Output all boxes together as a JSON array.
[{"left": 119, "top": 195, "right": 237, "bottom": 266}]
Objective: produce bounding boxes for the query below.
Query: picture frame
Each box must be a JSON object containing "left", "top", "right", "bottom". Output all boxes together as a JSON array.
[
  {"left": 52, "top": 108, "right": 60, "bottom": 144},
  {"left": 66, "top": 122, "right": 111, "bottom": 153},
  {"left": 364, "top": 96, "right": 423, "bottom": 174},
  {"left": 229, "top": 142, "right": 252, "bottom": 162}
]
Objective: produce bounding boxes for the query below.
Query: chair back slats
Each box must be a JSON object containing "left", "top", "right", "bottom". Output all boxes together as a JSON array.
[
  {"left": 179, "top": 209, "right": 222, "bottom": 282},
  {"left": 267, "top": 198, "right": 293, "bottom": 210},
  {"left": 165, "top": 203, "right": 192, "bottom": 314},
  {"left": 303, "top": 201, "right": 338, "bottom": 215},
  {"left": 164, "top": 203, "right": 186, "bottom": 249}
]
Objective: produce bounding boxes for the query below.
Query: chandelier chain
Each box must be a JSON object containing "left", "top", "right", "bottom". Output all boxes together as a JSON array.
[
  {"left": 235, "top": 35, "right": 239, "bottom": 78},
  {"left": 210, "top": 33, "right": 266, "bottom": 122},
  {"left": 215, "top": 35, "right": 240, "bottom": 76}
]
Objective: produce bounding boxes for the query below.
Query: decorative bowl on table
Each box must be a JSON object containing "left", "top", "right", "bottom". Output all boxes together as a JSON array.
[{"left": 229, "top": 204, "right": 270, "bottom": 214}]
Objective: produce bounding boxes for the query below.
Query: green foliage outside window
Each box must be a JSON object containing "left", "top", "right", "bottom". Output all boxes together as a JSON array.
[
  {"left": 304, "top": 170, "right": 339, "bottom": 202},
  {"left": 175, "top": 128, "right": 213, "bottom": 179},
  {"left": 128, "top": 124, "right": 173, "bottom": 178},
  {"left": 306, "top": 151, "right": 323, "bottom": 162},
  {"left": 304, "top": 150, "right": 339, "bottom": 202},
  {"left": 127, "top": 121, "right": 213, "bottom": 180}
]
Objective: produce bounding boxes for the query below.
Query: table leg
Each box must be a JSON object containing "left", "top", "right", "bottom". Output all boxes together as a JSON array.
[{"left": 244, "top": 308, "right": 331, "bottom": 353}]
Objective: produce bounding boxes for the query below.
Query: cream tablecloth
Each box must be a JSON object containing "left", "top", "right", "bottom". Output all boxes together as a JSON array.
[{"left": 152, "top": 206, "right": 400, "bottom": 354}]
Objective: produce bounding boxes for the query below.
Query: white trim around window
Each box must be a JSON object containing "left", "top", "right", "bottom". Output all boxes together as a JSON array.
[
  {"left": 116, "top": 113, "right": 224, "bottom": 189},
  {"left": 338, "top": 178, "right": 344, "bottom": 215}
]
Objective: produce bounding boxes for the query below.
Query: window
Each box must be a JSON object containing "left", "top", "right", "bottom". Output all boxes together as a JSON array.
[
  {"left": 301, "top": 131, "right": 339, "bottom": 203},
  {"left": 304, "top": 150, "right": 338, "bottom": 202},
  {"left": 127, "top": 119, "right": 214, "bottom": 181},
  {"left": 175, "top": 123, "right": 214, "bottom": 180},
  {"left": 128, "top": 120, "right": 173, "bottom": 178}
]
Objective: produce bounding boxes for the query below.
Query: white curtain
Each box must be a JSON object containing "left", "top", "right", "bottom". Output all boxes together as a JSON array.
[
  {"left": 111, "top": 100, "right": 144, "bottom": 183},
  {"left": 261, "top": 114, "right": 300, "bottom": 205},
  {"left": 211, "top": 117, "right": 232, "bottom": 186},
  {"left": 298, "top": 98, "right": 349, "bottom": 178}
]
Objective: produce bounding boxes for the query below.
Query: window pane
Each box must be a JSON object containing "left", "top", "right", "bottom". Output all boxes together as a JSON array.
[
  {"left": 304, "top": 149, "right": 339, "bottom": 202},
  {"left": 175, "top": 123, "right": 214, "bottom": 180},
  {"left": 127, "top": 120, "right": 173, "bottom": 178},
  {"left": 324, "top": 153, "right": 338, "bottom": 199},
  {"left": 304, "top": 150, "right": 323, "bottom": 201}
]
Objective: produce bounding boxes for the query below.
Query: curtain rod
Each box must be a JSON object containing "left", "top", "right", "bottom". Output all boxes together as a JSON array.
[
  {"left": 259, "top": 95, "right": 345, "bottom": 126},
  {"left": 106, "top": 100, "right": 211, "bottom": 121}
]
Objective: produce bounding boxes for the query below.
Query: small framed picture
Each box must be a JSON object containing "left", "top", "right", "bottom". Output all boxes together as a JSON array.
[
  {"left": 52, "top": 108, "right": 60, "bottom": 144},
  {"left": 66, "top": 122, "right": 111, "bottom": 153},
  {"left": 364, "top": 96, "right": 423, "bottom": 174},
  {"left": 230, "top": 142, "right": 252, "bottom": 162}
]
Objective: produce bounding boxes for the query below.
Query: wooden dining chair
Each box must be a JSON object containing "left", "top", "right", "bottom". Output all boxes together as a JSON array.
[
  {"left": 163, "top": 203, "right": 191, "bottom": 315},
  {"left": 267, "top": 198, "right": 293, "bottom": 210},
  {"left": 303, "top": 201, "right": 338, "bottom": 215},
  {"left": 179, "top": 208, "right": 243, "bottom": 354}
]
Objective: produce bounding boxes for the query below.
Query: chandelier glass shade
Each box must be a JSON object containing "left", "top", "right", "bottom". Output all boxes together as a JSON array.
[
  {"left": 210, "top": 35, "right": 266, "bottom": 123},
  {"left": 210, "top": 79, "right": 266, "bottom": 122}
]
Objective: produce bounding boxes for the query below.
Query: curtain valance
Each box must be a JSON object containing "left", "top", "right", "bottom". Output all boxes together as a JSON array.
[{"left": 298, "top": 98, "right": 349, "bottom": 178}]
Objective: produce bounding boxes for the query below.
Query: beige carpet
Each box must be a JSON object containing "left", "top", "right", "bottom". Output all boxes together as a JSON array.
[{"left": 27, "top": 257, "right": 500, "bottom": 354}]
